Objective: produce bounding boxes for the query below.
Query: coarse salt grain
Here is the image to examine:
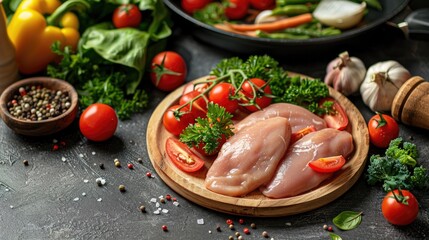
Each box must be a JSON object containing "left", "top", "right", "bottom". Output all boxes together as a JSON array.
[
  {"left": 73, "top": 197, "right": 79, "bottom": 201},
  {"left": 150, "top": 198, "right": 157, "bottom": 203},
  {"left": 97, "top": 198, "right": 102, "bottom": 202},
  {"left": 79, "top": 154, "right": 84, "bottom": 158},
  {"left": 92, "top": 152, "right": 96, "bottom": 155},
  {"left": 53, "top": 139, "right": 58, "bottom": 143},
  {"left": 173, "top": 202, "right": 180, "bottom": 207},
  {"left": 82, "top": 192, "right": 86, "bottom": 196},
  {"left": 96, "top": 177, "right": 106, "bottom": 186},
  {"left": 197, "top": 219, "right": 204, "bottom": 225},
  {"left": 5, "top": 188, "right": 9, "bottom": 192},
  {"left": 285, "top": 222, "right": 292, "bottom": 226},
  {"left": 162, "top": 209, "right": 169, "bottom": 214},
  {"left": 153, "top": 210, "right": 160, "bottom": 215},
  {"left": 155, "top": 202, "right": 160, "bottom": 208},
  {"left": 10, "top": 205, "right": 14, "bottom": 209},
  {"left": 61, "top": 157, "right": 66, "bottom": 162},
  {"left": 83, "top": 179, "right": 89, "bottom": 183}
]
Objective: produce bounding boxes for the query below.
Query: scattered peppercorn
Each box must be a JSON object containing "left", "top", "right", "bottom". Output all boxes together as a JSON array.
[
  {"left": 137, "top": 158, "right": 143, "bottom": 164},
  {"left": 7, "top": 85, "right": 71, "bottom": 121},
  {"left": 146, "top": 172, "right": 152, "bottom": 178},
  {"left": 114, "top": 161, "right": 121, "bottom": 168},
  {"left": 165, "top": 194, "right": 172, "bottom": 201},
  {"left": 172, "top": 197, "right": 177, "bottom": 201},
  {"left": 235, "top": 232, "right": 240, "bottom": 237},
  {"left": 250, "top": 223, "right": 256, "bottom": 229},
  {"left": 323, "top": 224, "right": 328, "bottom": 230},
  {"left": 99, "top": 163, "right": 105, "bottom": 170},
  {"left": 96, "top": 178, "right": 102, "bottom": 186},
  {"left": 228, "top": 236, "right": 234, "bottom": 240},
  {"left": 327, "top": 226, "right": 333, "bottom": 232},
  {"left": 243, "top": 228, "right": 250, "bottom": 235},
  {"left": 216, "top": 225, "right": 221, "bottom": 232},
  {"left": 118, "top": 185, "right": 126, "bottom": 192},
  {"left": 262, "top": 231, "right": 269, "bottom": 238},
  {"left": 160, "top": 197, "right": 166, "bottom": 204},
  {"left": 239, "top": 219, "right": 244, "bottom": 224},
  {"left": 139, "top": 205, "right": 146, "bottom": 213},
  {"left": 226, "top": 219, "right": 233, "bottom": 225},
  {"left": 52, "top": 144, "right": 59, "bottom": 151},
  {"left": 162, "top": 225, "right": 168, "bottom": 231},
  {"left": 127, "top": 163, "right": 134, "bottom": 169},
  {"left": 237, "top": 236, "right": 243, "bottom": 240},
  {"left": 23, "top": 160, "right": 29, "bottom": 166},
  {"left": 228, "top": 224, "right": 234, "bottom": 230}
]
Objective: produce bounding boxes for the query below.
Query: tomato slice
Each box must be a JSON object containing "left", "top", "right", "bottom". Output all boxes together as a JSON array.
[
  {"left": 165, "top": 137, "right": 205, "bottom": 173},
  {"left": 290, "top": 125, "right": 317, "bottom": 144},
  {"left": 319, "top": 97, "right": 349, "bottom": 131},
  {"left": 308, "top": 155, "right": 346, "bottom": 173}
]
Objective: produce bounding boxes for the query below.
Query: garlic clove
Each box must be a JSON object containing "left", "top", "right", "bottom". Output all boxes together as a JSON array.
[
  {"left": 254, "top": 10, "right": 283, "bottom": 24},
  {"left": 313, "top": 0, "right": 367, "bottom": 29}
]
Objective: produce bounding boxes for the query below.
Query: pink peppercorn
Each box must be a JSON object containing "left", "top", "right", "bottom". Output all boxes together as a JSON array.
[
  {"left": 239, "top": 219, "right": 244, "bottom": 224},
  {"left": 226, "top": 219, "right": 233, "bottom": 225},
  {"left": 127, "top": 163, "right": 134, "bottom": 169},
  {"left": 162, "top": 225, "right": 168, "bottom": 231},
  {"left": 243, "top": 228, "right": 250, "bottom": 234},
  {"left": 165, "top": 194, "right": 172, "bottom": 201},
  {"left": 146, "top": 172, "right": 152, "bottom": 178}
]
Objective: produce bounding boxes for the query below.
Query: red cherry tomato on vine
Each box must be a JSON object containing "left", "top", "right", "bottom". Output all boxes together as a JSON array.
[
  {"left": 368, "top": 113, "right": 399, "bottom": 148},
  {"left": 249, "top": 0, "right": 275, "bottom": 10},
  {"left": 208, "top": 82, "right": 239, "bottom": 114},
  {"left": 163, "top": 105, "right": 196, "bottom": 136},
  {"left": 79, "top": 103, "right": 118, "bottom": 142},
  {"left": 151, "top": 51, "right": 187, "bottom": 92},
  {"left": 319, "top": 97, "right": 349, "bottom": 131},
  {"left": 240, "top": 78, "right": 272, "bottom": 112},
  {"left": 165, "top": 137, "right": 205, "bottom": 173},
  {"left": 181, "top": 0, "right": 212, "bottom": 14},
  {"left": 382, "top": 189, "right": 419, "bottom": 226},
  {"left": 112, "top": 4, "right": 142, "bottom": 28},
  {"left": 308, "top": 155, "right": 346, "bottom": 173},
  {"left": 179, "top": 90, "right": 208, "bottom": 118},
  {"left": 225, "top": 0, "right": 249, "bottom": 20}
]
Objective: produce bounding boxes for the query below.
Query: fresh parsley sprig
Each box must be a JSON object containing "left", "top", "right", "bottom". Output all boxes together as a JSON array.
[{"left": 180, "top": 103, "right": 234, "bottom": 155}]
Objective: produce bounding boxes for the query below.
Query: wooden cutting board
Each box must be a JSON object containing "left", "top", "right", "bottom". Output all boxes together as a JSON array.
[{"left": 146, "top": 76, "right": 369, "bottom": 217}]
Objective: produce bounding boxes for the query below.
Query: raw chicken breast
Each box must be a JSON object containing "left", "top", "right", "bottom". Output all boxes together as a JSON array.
[
  {"left": 234, "top": 103, "right": 326, "bottom": 133},
  {"left": 261, "top": 128, "right": 354, "bottom": 198},
  {"left": 205, "top": 117, "right": 292, "bottom": 197}
]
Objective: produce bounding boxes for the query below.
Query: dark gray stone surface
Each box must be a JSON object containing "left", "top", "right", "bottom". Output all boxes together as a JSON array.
[{"left": 1, "top": 19, "right": 428, "bottom": 240}]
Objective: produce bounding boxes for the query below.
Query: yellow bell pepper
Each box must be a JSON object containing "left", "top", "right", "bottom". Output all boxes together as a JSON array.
[{"left": 7, "top": 0, "right": 89, "bottom": 75}]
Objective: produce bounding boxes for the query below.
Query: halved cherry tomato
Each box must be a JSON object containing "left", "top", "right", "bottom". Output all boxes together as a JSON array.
[
  {"left": 319, "top": 97, "right": 349, "bottom": 131},
  {"left": 382, "top": 189, "right": 419, "bottom": 226},
  {"left": 208, "top": 82, "right": 239, "bottom": 114},
  {"left": 368, "top": 113, "right": 399, "bottom": 148},
  {"left": 225, "top": 0, "right": 249, "bottom": 20},
  {"left": 308, "top": 155, "right": 346, "bottom": 173},
  {"left": 240, "top": 78, "right": 272, "bottom": 112},
  {"left": 179, "top": 90, "right": 208, "bottom": 118},
  {"left": 163, "top": 105, "right": 196, "bottom": 136},
  {"left": 112, "top": 4, "right": 142, "bottom": 29},
  {"left": 165, "top": 137, "right": 205, "bottom": 173},
  {"left": 290, "top": 125, "right": 317, "bottom": 144}
]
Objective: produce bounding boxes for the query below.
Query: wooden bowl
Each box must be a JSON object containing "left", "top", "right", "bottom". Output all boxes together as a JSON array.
[{"left": 0, "top": 77, "right": 78, "bottom": 136}]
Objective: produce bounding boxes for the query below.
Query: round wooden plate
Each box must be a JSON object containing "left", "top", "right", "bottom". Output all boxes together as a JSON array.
[{"left": 146, "top": 76, "right": 369, "bottom": 217}]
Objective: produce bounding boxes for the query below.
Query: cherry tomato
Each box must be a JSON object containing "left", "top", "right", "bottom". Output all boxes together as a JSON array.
[
  {"left": 209, "top": 83, "right": 239, "bottom": 114},
  {"left": 193, "top": 134, "right": 227, "bottom": 156},
  {"left": 290, "top": 125, "right": 317, "bottom": 144},
  {"left": 368, "top": 113, "right": 399, "bottom": 148},
  {"left": 240, "top": 78, "right": 272, "bottom": 112},
  {"left": 225, "top": 0, "right": 249, "bottom": 20},
  {"left": 319, "top": 97, "right": 349, "bottom": 131},
  {"left": 308, "top": 155, "right": 346, "bottom": 173},
  {"left": 249, "top": 0, "right": 275, "bottom": 10},
  {"left": 382, "top": 189, "right": 419, "bottom": 226},
  {"left": 151, "top": 51, "right": 187, "bottom": 92},
  {"left": 179, "top": 90, "right": 208, "bottom": 118},
  {"left": 79, "top": 103, "right": 118, "bottom": 142},
  {"left": 112, "top": 4, "right": 142, "bottom": 29},
  {"left": 163, "top": 105, "right": 196, "bottom": 136},
  {"left": 181, "top": 0, "right": 212, "bottom": 14},
  {"left": 165, "top": 137, "right": 205, "bottom": 172}
]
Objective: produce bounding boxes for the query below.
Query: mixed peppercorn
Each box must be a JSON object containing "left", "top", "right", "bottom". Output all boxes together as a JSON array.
[{"left": 7, "top": 85, "right": 71, "bottom": 121}]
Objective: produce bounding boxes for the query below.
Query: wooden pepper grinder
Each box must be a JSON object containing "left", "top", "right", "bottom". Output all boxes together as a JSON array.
[
  {"left": 0, "top": 0, "right": 19, "bottom": 93},
  {"left": 391, "top": 76, "right": 429, "bottom": 130}
]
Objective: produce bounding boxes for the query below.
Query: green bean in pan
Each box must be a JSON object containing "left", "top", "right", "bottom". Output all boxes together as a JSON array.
[
  {"left": 277, "top": 0, "right": 321, "bottom": 6},
  {"left": 256, "top": 30, "right": 311, "bottom": 39},
  {"left": 282, "top": 27, "right": 342, "bottom": 37},
  {"left": 272, "top": 4, "right": 314, "bottom": 16}
]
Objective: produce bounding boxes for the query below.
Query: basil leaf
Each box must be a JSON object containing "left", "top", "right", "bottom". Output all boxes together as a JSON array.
[
  {"left": 329, "top": 233, "right": 343, "bottom": 240},
  {"left": 333, "top": 211, "right": 363, "bottom": 230}
]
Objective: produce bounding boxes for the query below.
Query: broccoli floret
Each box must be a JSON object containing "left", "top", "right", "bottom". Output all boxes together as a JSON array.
[
  {"left": 366, "top": 155, "right": 411, "bottom": 191},
  {"left": 385, "top": 138, "right": 418, "bottom": 167}
]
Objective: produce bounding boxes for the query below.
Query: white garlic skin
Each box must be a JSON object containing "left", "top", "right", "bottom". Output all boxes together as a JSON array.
[
  {"left": 360, "top": 60, "right": 411, "bottom": 113},
  {"left": 324, "top": 52, "right": 366, "bottom": 96}
]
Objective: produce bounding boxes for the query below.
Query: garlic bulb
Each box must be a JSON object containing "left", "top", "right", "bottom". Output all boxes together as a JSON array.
[
  {"left": 324, "top": 51, "right": 366, "bottom": 96},
  {"left": 360, "top": 60, "right": 411, "bottom": 112},
  {"left": 313, "top": 0, "right": 366, "bottom": 29}
]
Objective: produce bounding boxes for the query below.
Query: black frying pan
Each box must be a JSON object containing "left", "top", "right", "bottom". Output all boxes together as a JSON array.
[{"left": 164, "top": 0, "right": 410, "bottom": 55}]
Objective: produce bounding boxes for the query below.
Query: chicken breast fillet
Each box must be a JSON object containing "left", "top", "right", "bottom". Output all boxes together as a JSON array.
[
  {"left": 234, "top": 103, "right": 327, "bottom": 133},
  {"left": 205, "top": 117, "right": 292, "bottom": 197},
  {"left": 261, "top": 128, "right": 354, "bottom": 198}
]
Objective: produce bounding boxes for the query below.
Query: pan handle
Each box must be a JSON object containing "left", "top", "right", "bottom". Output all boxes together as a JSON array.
[{"left": 387, "top": 4, "right": 429, "bottom": 41}]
